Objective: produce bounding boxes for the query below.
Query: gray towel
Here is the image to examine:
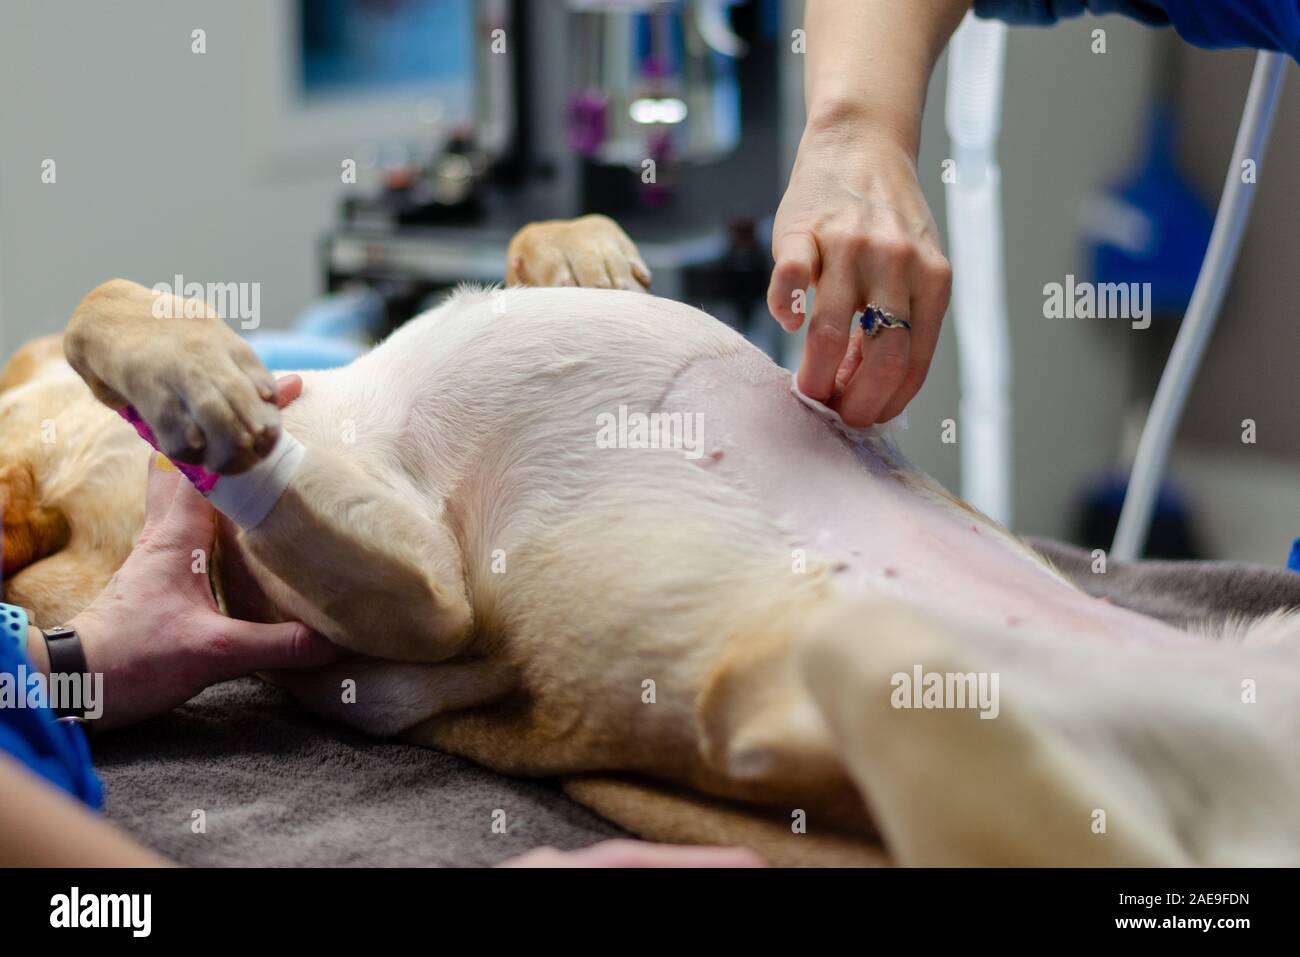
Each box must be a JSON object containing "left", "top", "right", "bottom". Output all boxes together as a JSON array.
[
  {"left": 91, "top": 542, "right": 1300, "bottom": 865},
  {"left": 91, "top": 677, "right": 619, "bottom": 867}
]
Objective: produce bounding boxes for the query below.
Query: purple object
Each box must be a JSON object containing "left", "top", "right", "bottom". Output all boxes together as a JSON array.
[
  {"left": 639, "top": 129, "right": 675, "bottom": 207},
  {"left": 567, "top": 90, "right": 608, "bottom": 157},
  {"left": 119, "top": 405, "right": 220, "bottom": 494}
]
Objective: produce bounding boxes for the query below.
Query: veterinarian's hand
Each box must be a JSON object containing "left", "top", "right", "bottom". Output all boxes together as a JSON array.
[
  {"left": 506, "top": 215, "right": 651, "bottom": 290},
  {"left": 770, "top": 128, "right": 950, "bottom": 427},
  {"left": 50, "top": 375, "right": 344, "bottom": 730},
  {"left": 769, "top": 0, "right": 966, "bottom": 427},
  {"left": 499, "top": 839, "right": 765, "bottom": 868}
]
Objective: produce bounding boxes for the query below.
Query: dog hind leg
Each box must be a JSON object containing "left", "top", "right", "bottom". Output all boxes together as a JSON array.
[{"left": 800, "top": 597, "right": 1300, "bottom": 865}]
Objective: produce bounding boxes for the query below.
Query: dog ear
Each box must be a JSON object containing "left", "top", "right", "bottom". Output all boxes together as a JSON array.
[{"left": 1, "top": 463, "right": 71, "bottom": 579}]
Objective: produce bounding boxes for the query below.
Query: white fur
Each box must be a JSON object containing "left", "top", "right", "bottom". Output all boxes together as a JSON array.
[
  {"left": 48, "top": 282, "right": 1295, "bottom": 865},
  {"left": 256, "top": 287, "right": 1300, "bottom": 864}
]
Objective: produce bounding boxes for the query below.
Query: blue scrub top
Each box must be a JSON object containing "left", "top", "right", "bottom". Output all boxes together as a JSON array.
[
  {"left": 976, "top": 0, "right": 1300, "bottom": 59},
  {"left": 0, "top": 635, "right": 104, "bottom": 809}
]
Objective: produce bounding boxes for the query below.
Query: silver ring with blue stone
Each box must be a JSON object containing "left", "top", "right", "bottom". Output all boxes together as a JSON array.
[{"left": 860, "top": 303, "right": 912, "bottom": 338}]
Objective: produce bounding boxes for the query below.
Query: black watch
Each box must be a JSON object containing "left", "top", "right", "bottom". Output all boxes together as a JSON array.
[{"left": 43, "top": 624, "right": 90, "bottom": 722}]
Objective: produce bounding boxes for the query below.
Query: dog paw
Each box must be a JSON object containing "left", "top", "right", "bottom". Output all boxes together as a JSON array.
[
  {"left": 131, "top": 319, "right": 281, "bottom": 475},
  {"left": 506, "top": 214, "right": 651, "bottom": 291}
]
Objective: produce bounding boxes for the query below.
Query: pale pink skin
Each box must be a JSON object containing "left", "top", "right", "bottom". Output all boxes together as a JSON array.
[{"left": 661, "top": 352, "right": 1193, "bottom": 650}]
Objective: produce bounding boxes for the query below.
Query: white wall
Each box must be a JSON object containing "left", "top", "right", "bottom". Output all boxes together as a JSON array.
[{"left": 0, "top": 0, "right": 344, "bottom": 355}]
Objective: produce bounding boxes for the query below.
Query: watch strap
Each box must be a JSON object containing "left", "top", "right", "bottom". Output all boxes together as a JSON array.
[{"left": 43, "top": 625, "right": 89, "bottom": 721}]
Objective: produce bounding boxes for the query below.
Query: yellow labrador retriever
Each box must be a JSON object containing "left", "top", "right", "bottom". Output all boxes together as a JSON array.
[{"left": 5, "top": 215, "right": 1300, "bottom": 866}]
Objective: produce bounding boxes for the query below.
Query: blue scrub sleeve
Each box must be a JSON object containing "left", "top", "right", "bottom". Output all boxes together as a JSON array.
[
  {"left": 974, "top": 0, "right": 1300, "bottom": 60},
  {"left": 0, "top": 635, "right": 104, "bottom": 809}
]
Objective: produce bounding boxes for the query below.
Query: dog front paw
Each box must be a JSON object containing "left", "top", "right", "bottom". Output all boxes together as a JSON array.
[
  {"left": 506, "top": 214, "right": 651, "bottom": 291},
  {"left": 131, "top": 319, "right": 281, "bottom": 475}
]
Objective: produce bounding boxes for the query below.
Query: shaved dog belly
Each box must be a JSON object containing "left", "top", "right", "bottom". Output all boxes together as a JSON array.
[{"left": 658, "top": 352, "right": 1191, "bottom": 649}]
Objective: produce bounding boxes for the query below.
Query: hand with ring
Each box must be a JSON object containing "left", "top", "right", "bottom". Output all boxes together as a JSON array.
[
  {"left": 767, "top": 0, "right": 963, "bottom": 428},
  {"left": 768, "top": 130, "right": 952, "bottom": 427}
]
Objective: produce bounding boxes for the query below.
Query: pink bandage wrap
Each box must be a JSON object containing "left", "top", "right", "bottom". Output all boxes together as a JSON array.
[
  {"left": 119, "top": 405, "right": 220, "bottom": 493},
  {"left": 118, "top": 405, "right": 305, "bottom": 530}
]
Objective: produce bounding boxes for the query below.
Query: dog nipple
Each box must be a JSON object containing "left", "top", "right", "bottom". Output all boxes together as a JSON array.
[
  {"left": 883, "top": 567, "right": 899, "bottom": 579},
  {"left": 709, "top": 450, "right": 724, "bottom": 463}
]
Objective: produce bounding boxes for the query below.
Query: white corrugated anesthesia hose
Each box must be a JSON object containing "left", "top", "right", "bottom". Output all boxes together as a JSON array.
[
  {"left": 945, "top": 12, "right": 1013, "bottom": 526},
  {"left": 1111, "top": 51, "right": 1286, "bottom": 562}
]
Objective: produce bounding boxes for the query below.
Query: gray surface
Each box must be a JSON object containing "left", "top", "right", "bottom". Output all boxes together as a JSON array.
[
  {"left": 1028, "top": 537, "right": 1300, "bottom": 629},
  {"left": 91, "top": 677, "right": 619, "bottom": 867},
  {"left": 90, "top": 543, "right": 1300, "bottom": 867}
]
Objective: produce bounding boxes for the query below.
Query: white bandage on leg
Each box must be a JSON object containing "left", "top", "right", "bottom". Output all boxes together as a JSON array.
[{"left": 207, "top": 431, "right": 307, "bottom": 530}]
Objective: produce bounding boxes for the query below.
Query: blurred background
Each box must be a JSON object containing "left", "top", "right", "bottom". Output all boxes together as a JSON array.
[{"left": 1, "top": 0, "right": 1295, "bottom": 563}]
